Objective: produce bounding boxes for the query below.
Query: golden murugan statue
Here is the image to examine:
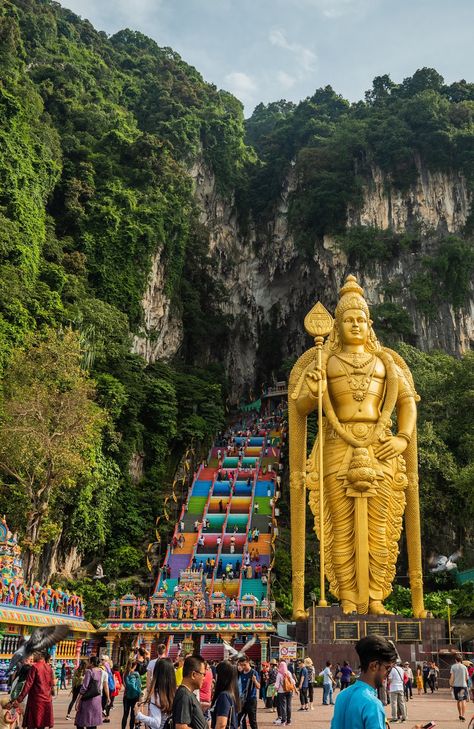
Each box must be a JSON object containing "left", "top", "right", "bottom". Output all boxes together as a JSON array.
[{"left": 289, "top": 275, "right": 426, "bottom": 618}]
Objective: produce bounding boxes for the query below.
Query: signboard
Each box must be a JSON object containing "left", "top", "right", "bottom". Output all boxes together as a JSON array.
[
  {"left": 334, "top": 622, "right": 360, "bottom": 641},
  {"left": 365, "top": 622, "right": 390, "bottom": 637},
  {"left": 396, "top": 622, "right": 421, "bottom": 642},
  {"left": 279, "top": 641, "right": 297, "bottom": 660}
]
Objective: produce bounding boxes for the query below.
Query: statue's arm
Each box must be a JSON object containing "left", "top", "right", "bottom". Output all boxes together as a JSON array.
[
  {"left": 396, "top": 395, "right": 417, "bottom": 442},
  {"left": 294, "top": 362, "right": 327, "bottom": 417},
  {"left": 395, "top": 369, "right": 418, "bottom": 442}
]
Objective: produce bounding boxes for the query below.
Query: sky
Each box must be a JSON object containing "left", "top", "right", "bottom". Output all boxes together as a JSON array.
[{"left": 62, "top": 0, "right": 474, "bottom": 116}]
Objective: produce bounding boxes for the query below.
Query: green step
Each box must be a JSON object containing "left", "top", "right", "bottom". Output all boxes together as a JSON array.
[
  {"left": 252, "top": 497, "right": 272, "bottom": 515},
  {"left": 188, "top": 496, "right": 207, "bottom": 514},
  {"left": 240, "top": 578, "right": 268, "bottom": 602}
]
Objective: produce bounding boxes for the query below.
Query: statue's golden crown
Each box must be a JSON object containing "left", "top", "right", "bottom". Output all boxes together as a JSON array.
[{"left": 335, "top": 274, "right": 370, "bottom": 320}]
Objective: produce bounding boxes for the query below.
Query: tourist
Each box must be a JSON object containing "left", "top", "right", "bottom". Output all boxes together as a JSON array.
[
  {"left": 388, "top": 661, "right": 407, "bottom": 723},
  {"left": 210, "top": 660, "right": 239, "bottom": 729},
  {"left": 422, "top": 662, "right": 430, "bottom": 693},
  {"left": 60, "top": 662, "right": 67, "bottom": 690},
  {"left": 273, "top": 660, "right": 295, "bottom": 726},
  {"left": 415, "top": 665, "right": 423, "bottom": 696},
  {"left": 14, "top": 650, "right": 55, "bottom": 729},
  {"left": 304, "top": 658, "right": 315, "bottom": 710},
  {"left": 330, "top": 636, "right": 424, "bottom": 729},
  {"left": 108, "top": 664, "right": 123, "bottom": 714},
  {"left": 172, "top": 655, "right": 207, "bottom": 729},
  {"left": 135, "top": 657, "right": 176, "bottom": 729},
  {"left": 199, "top": 662, "right": 213, "bottom": 720},
  {"left": 146, "top": 643, "right": 168, "bottom": 691},
  {"left": 297, "top": 659, "right": 309, "bottom": 711},
  {"left": 100, "top": 655, "right": 115, "bottom": 722},
  {"left": 319, "top": 661, "right": 335, "bottom": 706},
  {"left": 74, "top": 655, "right": 107, "bottom": 729},
  {"left": 403, "top": 662, "right": 414, "bottom": 701},
  {"left": 237, "top": 656, "right": 260, "bottom": 729},
  {"left": 122, "top": 659, "right": 142, "bottom": 729},
  {"left": 66, "top": 660, "right": 88, "bottom": 720},
  {"left": 266, "top": 659, "right": 278, "bottom": 713},
  {"left": 175, "top": 655, "right": 185, "bottom": 686},
  {"left": 449, "top": 654, "right": 469, "bottom": 722},
  {"left": 340, "top": 661, "right": 354, "bottom": 690}
]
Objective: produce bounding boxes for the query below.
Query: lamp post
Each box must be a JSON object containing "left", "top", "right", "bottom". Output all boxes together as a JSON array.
[
  {"left": 310, "top": 591, "right": 317, "bottom": 644},
  {"left": 446, "top": 598, "right": 452, "bottom": 644}
]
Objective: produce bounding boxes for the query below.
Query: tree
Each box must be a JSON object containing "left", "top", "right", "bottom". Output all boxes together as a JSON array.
[{"left": 0, "top": 328, "right": 105, "bottom": 581}]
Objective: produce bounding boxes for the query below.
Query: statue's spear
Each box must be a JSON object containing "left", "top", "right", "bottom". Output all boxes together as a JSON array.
[{"left": 303, "top": 302, "right": 334, "bottom": 607}]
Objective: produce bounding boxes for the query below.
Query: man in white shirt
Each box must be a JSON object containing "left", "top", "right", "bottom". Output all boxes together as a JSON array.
[
  {"left": 450, "top": 654, "right": 469, "bottom": 722},
  {"left": 388, "top": 663, "right": 407, "bottom": 722},
  {"left": 146, "top": 643, "right": 168, "bottom": 691}
]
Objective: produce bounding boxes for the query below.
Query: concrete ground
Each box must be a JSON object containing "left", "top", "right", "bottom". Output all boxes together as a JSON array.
[{"left": 43, "top": 686, "right": 473, "bottom": 729}]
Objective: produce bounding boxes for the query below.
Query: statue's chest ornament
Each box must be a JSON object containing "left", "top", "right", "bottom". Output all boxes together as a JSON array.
[{"left": 334, "top": 354, "right": 377, "bottom": 401}]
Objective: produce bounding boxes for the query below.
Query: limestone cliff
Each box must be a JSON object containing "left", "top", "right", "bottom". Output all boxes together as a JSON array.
[{"left": 137, "top": 158, "right": 473, "bottom": 398}]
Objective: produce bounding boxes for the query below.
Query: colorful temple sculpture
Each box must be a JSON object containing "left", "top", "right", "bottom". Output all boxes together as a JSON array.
[
  {"left": 0, "top": 517, "right": 94, "bottom": 671},
  {"left": 101, "top": 414, "right": 285, "bottom": 664}
]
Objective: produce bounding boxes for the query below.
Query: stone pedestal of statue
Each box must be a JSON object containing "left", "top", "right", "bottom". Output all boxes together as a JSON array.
[{"left": 305, "top": 605, "right": 445, "bottom": 669}]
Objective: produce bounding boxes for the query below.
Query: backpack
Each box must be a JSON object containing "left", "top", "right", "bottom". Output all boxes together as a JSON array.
[
  {"left": 125, "top": 672, "right": 142, "bottom": 700},
  {"left": 107, "top": 669, "right": 116, "bottom": 693},
  {"left": 282, "top": 673, "right": 294, "bottom": 692}
]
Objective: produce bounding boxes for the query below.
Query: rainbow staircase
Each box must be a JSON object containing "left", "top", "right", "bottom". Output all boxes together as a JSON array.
[{"left": 102, "top": 415, "right": 285, "bottom": 655}]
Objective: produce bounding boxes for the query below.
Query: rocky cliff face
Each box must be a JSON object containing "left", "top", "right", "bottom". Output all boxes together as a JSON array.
[{"left": 137, "top": 158, "right": 474, "bottom": 398}]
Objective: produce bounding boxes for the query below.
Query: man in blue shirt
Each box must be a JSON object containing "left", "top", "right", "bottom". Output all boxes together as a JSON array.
[
  {"left": 297, "top": 659, "right": 309, "bottom": 710},
  {"left": 237, "top": 656, "right": 260, "bottom": 729},
  {"left": 330, "top": 636, "right": 424, "bottom": 729}
]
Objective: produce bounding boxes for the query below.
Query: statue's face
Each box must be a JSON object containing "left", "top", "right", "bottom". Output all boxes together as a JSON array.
[{"left": 340, "top": 308, "right": 368, "bottom": 345}]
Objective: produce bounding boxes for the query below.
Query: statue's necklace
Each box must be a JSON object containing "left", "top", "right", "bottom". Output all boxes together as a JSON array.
[
  {"left": 334, "top": 354, "right": 377, "bottom": 401},
  {"left": 334, "top": 351, "right": 374, "bottom": 369}
]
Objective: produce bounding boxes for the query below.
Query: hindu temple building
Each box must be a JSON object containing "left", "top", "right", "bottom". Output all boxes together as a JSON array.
[{"left": 0, "top": 516, "right": 94, "bottom": 684}]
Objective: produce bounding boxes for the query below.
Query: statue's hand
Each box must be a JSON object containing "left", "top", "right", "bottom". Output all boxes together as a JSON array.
[
  {"left": 374, "top": 436, "right": 408, "bottom": 460},
  {"left": 305, "top": 367, "right": 327, "bottom": 398}
]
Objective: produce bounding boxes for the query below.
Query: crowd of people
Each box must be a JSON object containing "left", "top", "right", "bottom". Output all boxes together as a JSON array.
[{"left": 4, "top": 638, "right": 474, "bottom": 729}]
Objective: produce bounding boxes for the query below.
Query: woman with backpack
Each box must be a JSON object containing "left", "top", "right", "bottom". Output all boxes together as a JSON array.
[
  {"left": 274, "top": 661, "right": 296, "bottom": 726},
  {"left": 134, "top": 658, "right": 176, "bottom": 729},
  {"left": 210, "top": 660, "right": 239, "bottom": 729},
  {"left": 122, "top": 660, "right": 142, "bottom": 729},
  {"left": 75, "top": 655, "right": 108, "bottom": 729}
]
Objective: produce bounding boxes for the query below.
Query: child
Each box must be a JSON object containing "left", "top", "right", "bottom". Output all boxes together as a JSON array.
[{"left": 0, "top": 698, "right": 20, "bottom": 729}]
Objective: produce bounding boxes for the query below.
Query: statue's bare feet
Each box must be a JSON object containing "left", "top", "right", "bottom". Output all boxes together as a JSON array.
[
  {"left": 369, "top": 601, "right": 393, "bottom": 615},
  {"left": 341, "top": 600, "right": 357, "bottom": 614},
  {"left": 293, "top": 608, "right": 308, "bottom": 620}
]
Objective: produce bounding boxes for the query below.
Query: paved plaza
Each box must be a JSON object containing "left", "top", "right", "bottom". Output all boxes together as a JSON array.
[{"left": 44, "top": 686, "right": 473, "bottom": 729}]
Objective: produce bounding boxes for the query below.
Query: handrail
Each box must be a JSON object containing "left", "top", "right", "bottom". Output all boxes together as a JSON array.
[
  {"left": 153, "top": 463, "right": 204, "bottom": 594},
  {"left": 208, "top": 478, "right": 233, "bottom": 596},
  {"left": 238, "top": 447, "right": 261, "bottom": 602},
  {"left": 186, "top": 469, "right": 217, "bottom": 571}
]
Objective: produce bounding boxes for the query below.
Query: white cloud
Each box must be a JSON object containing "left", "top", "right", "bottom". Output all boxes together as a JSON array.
[
  {"left": 296, "top": 0, "right": 372, "bottom": 19},
  {"left": 276, "top": 70, "right": 297, "bottom": 90},
  {"left": 224, "top": 71, "right": 258, "bottom": 104},
  {"left": 269, "top": 28, "right": 317, "bottom": 72}
]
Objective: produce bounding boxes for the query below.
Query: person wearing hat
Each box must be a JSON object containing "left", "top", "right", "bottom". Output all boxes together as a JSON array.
[
  {"left": 403, "top": 662, "right": 413, "bottom": 702},
  {"left": 266, "top": 661, "right": 278, "bottom": 713}
]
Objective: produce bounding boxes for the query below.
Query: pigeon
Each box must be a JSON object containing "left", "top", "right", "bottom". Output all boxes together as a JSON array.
[
  {"left": 9, "top": 624, "right": 71, "bottom": 674},
  {"left": 93, "top": 564, "right": 105, "bottom": 580},
  {"left": 222, "top": 636, "right": 256, "bottom": 660},
  {"left": 428, "top": 549, "right": 462, "bottom": 573}
]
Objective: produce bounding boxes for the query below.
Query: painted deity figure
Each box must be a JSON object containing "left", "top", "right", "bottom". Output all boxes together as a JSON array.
[{"left": 290, "top": 276, "right": 426, "bottom": 617}]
